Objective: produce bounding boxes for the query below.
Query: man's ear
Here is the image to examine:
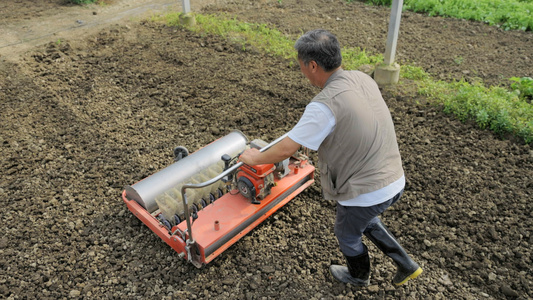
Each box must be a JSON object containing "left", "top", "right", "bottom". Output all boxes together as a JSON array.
[{"left": 310, "top": 60, "right": 318, "bottom": 72}]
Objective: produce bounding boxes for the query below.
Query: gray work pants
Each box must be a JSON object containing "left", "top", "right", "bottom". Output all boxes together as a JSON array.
[{"left": 334, "top": 190, "right": 403, "bottom": 256}]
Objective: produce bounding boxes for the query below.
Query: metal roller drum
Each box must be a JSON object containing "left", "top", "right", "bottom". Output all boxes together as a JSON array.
[{"left": 124, "top": 130, "right": 248, "bottom": 213}]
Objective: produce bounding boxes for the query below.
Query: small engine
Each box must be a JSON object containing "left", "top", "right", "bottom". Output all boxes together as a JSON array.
[
  {"left": 237, "top": 163, "right": 276, "bottom": 204},
  {"left": 234, "top": 138, "right": 291, "bottom": 204}
]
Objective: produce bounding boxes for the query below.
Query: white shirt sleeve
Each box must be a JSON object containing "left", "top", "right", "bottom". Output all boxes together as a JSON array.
[{"left": 288, "top": 102, "right": 335, "bottom": 151}]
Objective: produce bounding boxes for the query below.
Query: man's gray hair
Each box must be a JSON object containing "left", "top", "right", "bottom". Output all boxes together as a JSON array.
[{"left": 294, "top": 29, "right": 342, "bottom": 72}]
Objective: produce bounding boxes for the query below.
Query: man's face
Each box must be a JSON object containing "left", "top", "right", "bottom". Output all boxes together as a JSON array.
[{"left": 298, "top": 58, "right": 318, "bottom": 87}]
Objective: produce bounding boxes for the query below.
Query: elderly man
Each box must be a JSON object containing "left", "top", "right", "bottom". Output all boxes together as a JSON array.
[{"left": 239, "top": 29, "right": 422, "bottom": 286}]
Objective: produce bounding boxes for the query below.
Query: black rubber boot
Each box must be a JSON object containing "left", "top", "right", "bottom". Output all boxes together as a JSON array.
[
  {"left": 364, "top": 220, "right": 422, "bottom": 285},
  {"left": 330, "top": 244, "right": 370, "bottom": 286}
]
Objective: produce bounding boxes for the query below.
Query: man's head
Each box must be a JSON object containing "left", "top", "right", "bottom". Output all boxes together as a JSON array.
[{"left": 294, "top": 29, "right": 342, "bottom": 72}]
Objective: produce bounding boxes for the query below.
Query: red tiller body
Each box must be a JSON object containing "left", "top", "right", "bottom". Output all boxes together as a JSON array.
[{"left": 122, "top": 157, "right": 314, "bottom": 267}]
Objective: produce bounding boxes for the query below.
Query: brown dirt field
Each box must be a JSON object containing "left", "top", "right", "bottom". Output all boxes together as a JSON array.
[{"left": 0, "top": 0, "right": 531, "bottom": 299}]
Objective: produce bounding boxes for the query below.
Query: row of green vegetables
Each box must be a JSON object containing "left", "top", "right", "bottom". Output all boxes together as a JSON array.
[{"left": 353, "top": 0, "right": 533, "bottom": 32}]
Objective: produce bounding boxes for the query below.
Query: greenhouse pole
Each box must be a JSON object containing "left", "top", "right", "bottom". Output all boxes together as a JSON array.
[
  {"left": 180, "top": 0, "right": 196, "bottom": 26},
  {"left": 182, "top": 0, "right": 191, "bottom": 13},
  {"left": 374, "top": 0, "right": 403, "bottom": 86}
]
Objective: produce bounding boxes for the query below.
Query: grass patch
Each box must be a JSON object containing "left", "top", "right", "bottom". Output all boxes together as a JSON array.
[
  {"left": 417, "top": 75, "right": 533, "bottom": 143},
  {"left": 400, "top": 64, "right": 533, "bottom": 143},
  {"left": 157, "top": 13, "right": 296, "bottom": 60},
  {"left": 154, "top": 13, "right": 533, "bottom": 144}
]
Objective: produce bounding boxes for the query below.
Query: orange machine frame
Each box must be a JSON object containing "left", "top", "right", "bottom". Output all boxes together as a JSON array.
[{"left": 122, "top": 159, "right": 315, "bottom": 267}]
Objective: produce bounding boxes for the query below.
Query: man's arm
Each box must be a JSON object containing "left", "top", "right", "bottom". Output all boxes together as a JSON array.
[{"left": 239, "top": 136, "right": 301, "bottom": 165}]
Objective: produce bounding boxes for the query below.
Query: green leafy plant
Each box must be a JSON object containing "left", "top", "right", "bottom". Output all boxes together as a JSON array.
[
  {"left": 400, "top": 65, "right": 430, "bottom": 81},
  {"left": 453, "top": 55, "right": 464, "bottom": 65},
  {"left": 342, "top": 47, "right": 383, "bottom": 70},
  {"left": 419, "top": 78, "right": 533, "bottom": 143},
  {"left": 509, "top": 77, "right": 533, "bottom": 101}
]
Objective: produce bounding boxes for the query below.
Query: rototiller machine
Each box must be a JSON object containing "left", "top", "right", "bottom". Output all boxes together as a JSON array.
[{"left": 122, "top": 131, "right": 315, "bottom": 268}]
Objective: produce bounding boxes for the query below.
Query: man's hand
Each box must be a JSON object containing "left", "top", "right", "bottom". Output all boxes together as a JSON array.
[
  {"left": 239, "top": 136, "right": 301, "bottom": 166},
  {"left": 239, "top": 148, "right": 261, "bottom": 166}
]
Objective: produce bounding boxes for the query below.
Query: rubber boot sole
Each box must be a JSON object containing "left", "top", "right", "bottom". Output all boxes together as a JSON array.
[
  {"left": 329, "top": 265, "right": 370, "bottom": 287},
  {"left": 394, "top": 267, "right": 423, "bottom": 286}
]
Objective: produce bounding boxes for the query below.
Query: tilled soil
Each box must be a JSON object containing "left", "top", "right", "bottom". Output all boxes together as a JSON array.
[{"left": 0, "top": 0, "right": 532, "bottom": 299}]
